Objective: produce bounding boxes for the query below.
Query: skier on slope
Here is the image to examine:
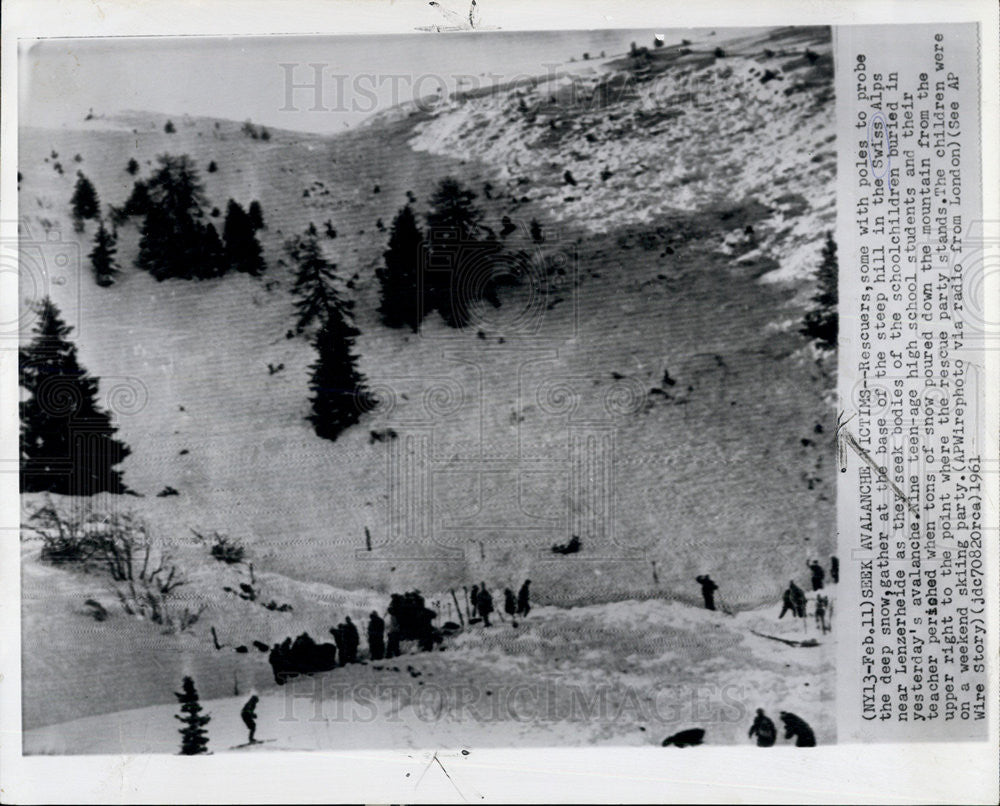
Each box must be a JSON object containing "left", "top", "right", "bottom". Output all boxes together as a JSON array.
[{"left": 241, "top": 694, "right": 259, "bottom": 744}]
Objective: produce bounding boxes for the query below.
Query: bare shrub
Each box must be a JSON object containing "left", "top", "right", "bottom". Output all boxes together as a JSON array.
[{"left": 25, "top": 501, "right": 200, "bottom": 632}]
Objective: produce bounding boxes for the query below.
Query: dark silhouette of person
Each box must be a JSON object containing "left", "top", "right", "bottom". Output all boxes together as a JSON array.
[
  {"left": 504, "top": 588, "right": 517, "bottom": 619},
  {"left": 696, "top": 575, "right": 718, "bottom": 610},
  {"left": 779, "top": 583, "right": 796, "bottom": 619},
  {"left": 385, "top": 615, "right": 401, "bottom": 658},
  {"left": 815, "top": 594, "right": 830, "bottom": 634},
  {"left": 343, "top": 616, "right": 360, "bottom": 663},
  {"left": 469, "top": 585, "right": 480, "bottom": 620},
  {"left": 748, "top": 708, "right": 776, "bottom": 747},
  {"left": 330, "top": 623, "right": 346, "bottom": 665},
  {"left": 780, "top": 711, "right": 816, "bottom": 746},
  {"left": 476, "top": 586, "right": 494, "bottom": 627},
  {"left": 517, "top": 580, "right": 531, "bottom": 617},
  {"left": 241, "top": 694, "right": 259, "bottom": 744},
  {"left": 830, "top": 555, "right": 839, "bottom": 584},
  {"left": 793, "top": 581, "right": 807, "bottom": 618},
  {"left": 808, "top": 560, "right": 825, "bottom": 591},
  {"left": 367, "top": 611, "right": 385, "bottom": 660}
]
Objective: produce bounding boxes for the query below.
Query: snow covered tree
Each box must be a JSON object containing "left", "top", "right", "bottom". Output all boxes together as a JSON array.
[
  {"left": 285, "top": 228, "right": 340, "bottom": 334},
  {"left": 222, "top": 199, "right": 266, "bottom": 275},
  {"left": 20, "top": 297, "right": 131, "bottom": 494},
  {"left": 174, "top": 676, "right": 210, "bottom": 755},
  {"left": 89, "top": 220, "right": 119, "bottom": 287},
  {"left": 801, "top": 232, "right": 838, "bottom": 350},
  {"left": 71, "top": 173, "right": 100, "bottom": 231},
  {"left": 136, "top": 155, "right": 214, "bottom": 280},
  {"left": 376, "top": 205, "right": 425, "bottom": 331},
  {"left": 308, "top": 301, "right": 367, "bottom": 442}
]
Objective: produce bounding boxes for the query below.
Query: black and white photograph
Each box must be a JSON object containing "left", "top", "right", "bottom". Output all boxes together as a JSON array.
[
  {"left": 17, "top": 23, "right": 838, "bottom": 755},
  {"left": 3, "top": 1, "right": 997, "bottom": 803}
]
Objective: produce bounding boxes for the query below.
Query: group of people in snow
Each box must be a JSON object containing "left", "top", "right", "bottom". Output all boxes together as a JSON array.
[
  {"left": 748, "top": 708, "right": 816, "bottom": 747},
  {"left": 695, "top": 555, "right": 838, "bottom": 630},
  {"left": 468, "top": 579, "right": 531, "bottom": 627}
]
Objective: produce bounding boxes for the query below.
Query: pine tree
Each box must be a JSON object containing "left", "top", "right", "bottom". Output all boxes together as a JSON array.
[
  {"left": 286, "top": 229, "right": 340, "bottom": 334},
  {"left": 198, "top": 222, "right": 226, "bottom": 279},
  {"left": 801, "top": 232, "right": 838, "bottom": 350},
  {"left": 20, "top": 297, "right": 131, "bottom": 494},
  {"left": 248, "top": 200, "right": 265, "bottom": 231},
  {"left": 223, "top": 200, "right": 266, "bottom": 275},
  {"left": 308, "top": 302, "right": 367, "bottom": 442},
  {"left": 126, "top": 158, "right": 140, "bottom": 176},
  {"left": 424, "top": 177, "right": 500, "bottom": 328},
  {"left": 174, "top": 676, "right": 210, "bottom": 755},
  {"left": 71, "top": 173, "right": 100, "bottom": 231},
  {"left": 376, "top": 205, "right": 425, "bottom": 331},
  {"left": 136, "top": 155, "right": 212, "bottom": 280},
  {"left": 89, "top": 221, "right": 119, "bottom": 287},
  {"left": 122, "top": 180, "right": 151, "bottom": 218}
]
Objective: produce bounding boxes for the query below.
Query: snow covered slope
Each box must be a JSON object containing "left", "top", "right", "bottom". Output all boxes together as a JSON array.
[{"left": 19, "top": 26, "right": 837, "bottom": 737}]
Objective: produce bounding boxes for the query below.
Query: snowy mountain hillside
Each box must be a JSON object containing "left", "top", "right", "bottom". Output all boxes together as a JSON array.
[{"left": 19, "top": 26, "right": 838, "bottom": 737}]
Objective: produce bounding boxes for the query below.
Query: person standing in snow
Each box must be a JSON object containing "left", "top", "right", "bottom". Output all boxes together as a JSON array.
[
  {"left": 779, "top": 711, "right": 816, "bottom": 747},
  {"left": 748, "top": 708, "right": 776, "bottom": 747},
  {"left": 779, "top": 582, "right": 797, "bottom": 619},
  {"left": 504, "top": 588, "right": 517, "bottom": 620},
  {"left": 830, "top": 555, "right": 839, "bottom": 584},
  {"left": 385, "top": 612, "right": 401, "bottom": 659},
  {"left": 696, "top": 574, "right": 718, "bottom": 611},
  {"left": 330, "top": 623, "right": 345, "bottom": 665},
  {"left": 808, "top": 560, "right": 825, "bottom": 591},
  {"left": 476, "top": 585, "right": 494, "bottom": 627},
  {"left": 815, "top": 594, "right": 830, "bottom": 634},
  {"left": 241, "top": 694, "right": 259, "bottom": 744},
  {"left": 343, "top": 616, "right": 360, "bottom": 663},
  {"left": 469, "top": 585, "right": 480, "bottom": 620},
  {"left": 517, "top": 580, "right": 531, "bottom": 617},
  {"left": 367, "top": 611, "right": 385, "bottom": 660}
]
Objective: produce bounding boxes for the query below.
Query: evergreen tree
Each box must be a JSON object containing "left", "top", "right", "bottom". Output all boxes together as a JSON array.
[
  {"left": 308, "top": 301, "right": 367, "bottom": 442},
  {"left": 801, "top": 232, "right": 838, "bottom": 350},
  {"left": 71, "top": 173, "right": 100, "bottom": 231},
  {"left": 122, "top": 180, "right": 151, "bottom": 218},
  {"left": 248, "top": 200, "right": 265, "bottom": 231},
  {"left": 376, "top": 205, "right": 425, "bottom": 331},
  {"left": 126, "top": 158, "right": 140, "bottom": 176},
  {"left": 424, "top": 177, "right": 500, "bottom": 328},
  {"left": 198, "top": 222, "right": 226, "bottom": 279},
  {"left": 286, "top": 229, "right": 340, "bottom": 334},
  {"left": 174, "top": 676, "right": 210, "bottom": 755},
  {"left": 135, "top": 155, "right": 212, "bottom": 280},
  {"left": 20, "top": 298, "right": 131, "bottom": 494},
  {"left": 89, "top": 221, "right": 119, "bottom": 287},
  {"left": 164, "top": 120, "right": 176, "bottom": 134},
  {"left": 223, "top": 200, "right": 266, "bottom": 275}
]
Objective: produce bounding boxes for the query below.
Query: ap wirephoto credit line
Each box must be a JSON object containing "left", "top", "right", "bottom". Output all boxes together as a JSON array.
[{"left": 1, "top": 1, "right": 997, "bottom": 804}]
